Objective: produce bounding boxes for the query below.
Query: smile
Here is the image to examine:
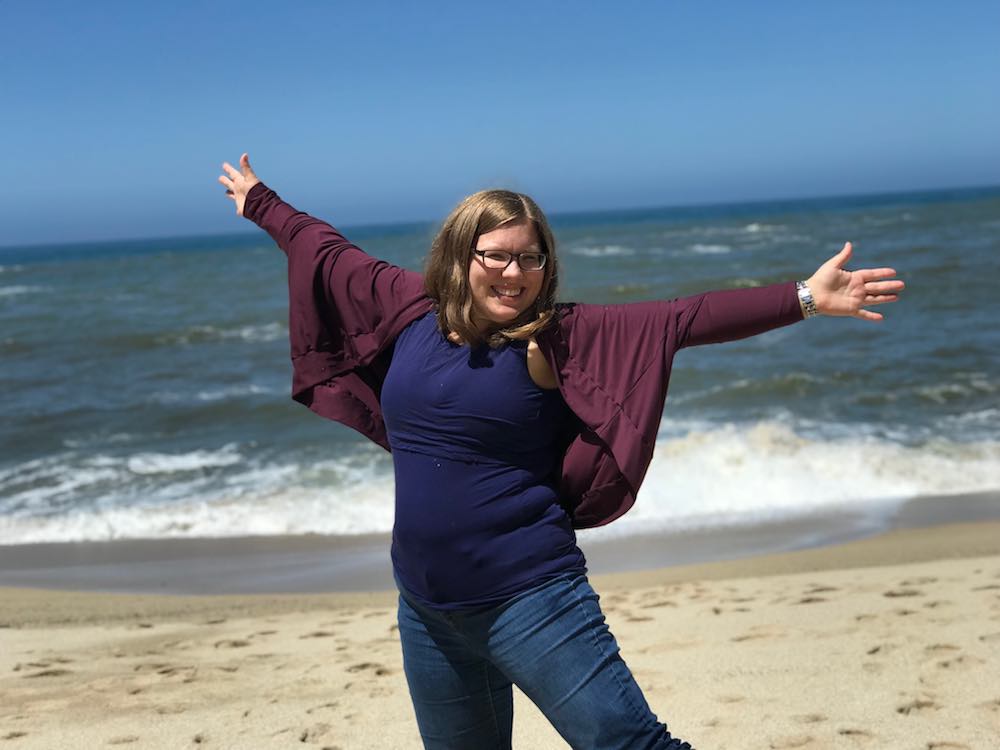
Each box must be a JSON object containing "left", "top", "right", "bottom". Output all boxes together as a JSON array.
[{"left": 492, "top": 286, "right": 523, "bottom": 298}]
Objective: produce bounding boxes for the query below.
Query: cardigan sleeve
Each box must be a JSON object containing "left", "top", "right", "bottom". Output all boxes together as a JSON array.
[
  {"left": 241, "top": 183, "right": 433, "bottom": 436},
  {"left": 540, "top": 282, "right": 804, "bottom": 528},
  {"left": 672, "top": 281, "right": 804, "bottom": 349}
]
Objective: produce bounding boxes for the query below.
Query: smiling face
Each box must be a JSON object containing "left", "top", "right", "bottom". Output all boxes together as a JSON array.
[{"left": 468, "top": 219, "right": 546, "bottom": 332}]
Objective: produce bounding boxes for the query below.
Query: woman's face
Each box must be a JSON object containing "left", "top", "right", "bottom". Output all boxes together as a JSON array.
[{"left": 468, "top": 219, "right": 545, "bottom": 332}]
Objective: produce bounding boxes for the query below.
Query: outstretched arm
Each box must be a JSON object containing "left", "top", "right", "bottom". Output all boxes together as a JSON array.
[
  {"left": 804, "top": 242, "right": 904, "bottom": 321},
  {"left": 213, "top": 152, "right": 430, "bottom": 375}
]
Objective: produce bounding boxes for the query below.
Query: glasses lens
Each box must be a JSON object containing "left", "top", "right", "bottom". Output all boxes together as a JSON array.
[
  {"left": 518, "top": 253, "right": 546, "bottom": 271},
  {"left": 481, "top": 251, "right": 511, "bottom": 269}
]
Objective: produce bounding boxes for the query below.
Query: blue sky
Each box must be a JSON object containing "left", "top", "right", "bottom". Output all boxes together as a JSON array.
[{"left": 1, "top": 1, "right": 997, "bottom": 246}]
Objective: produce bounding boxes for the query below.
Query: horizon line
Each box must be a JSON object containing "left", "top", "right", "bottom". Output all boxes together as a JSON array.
[{"left": 3, "top": 180, "right": 998, "bottom": 253}]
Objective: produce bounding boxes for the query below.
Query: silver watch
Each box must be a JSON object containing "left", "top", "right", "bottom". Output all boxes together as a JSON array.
[{"left": 796, "top": 281, "right": 819, "bottom": 318}]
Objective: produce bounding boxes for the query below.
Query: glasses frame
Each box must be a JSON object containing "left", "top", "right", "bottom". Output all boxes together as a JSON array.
[{"left": 472, "top": 248, "right": 548, "bottom": 272}]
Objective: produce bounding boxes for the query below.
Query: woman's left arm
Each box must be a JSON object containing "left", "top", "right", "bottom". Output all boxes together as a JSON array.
[
  {"left": 804, "top": 242, "right": 904, "bottom": 321},
  {"left": 672, "top": 242, "right": 904, "bottom": 349}
]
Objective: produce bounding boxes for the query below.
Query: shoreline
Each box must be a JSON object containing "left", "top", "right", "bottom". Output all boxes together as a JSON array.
[
  {"left": 1, "top": 489, "right": 997, "bottom": 598},
  {"left": 1, "top": 489, "right": 998, "bottom": 631}
]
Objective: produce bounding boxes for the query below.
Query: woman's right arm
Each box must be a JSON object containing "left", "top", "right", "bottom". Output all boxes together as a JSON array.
[
  {"left": 217, "top": 154, "right": 428, "bottom": 329},
  {"left": 219, "top": 153, "right": 366, "bottom": 264}
]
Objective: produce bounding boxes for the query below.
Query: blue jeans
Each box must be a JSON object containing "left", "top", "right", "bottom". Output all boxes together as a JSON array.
[{"left": 396, "top": 572, "right": 693, "bottom": 749}]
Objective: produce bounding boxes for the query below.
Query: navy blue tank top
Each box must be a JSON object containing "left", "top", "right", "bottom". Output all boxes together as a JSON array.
[{"left": 381, "top": 311, "right": 586, "bottom": 610}]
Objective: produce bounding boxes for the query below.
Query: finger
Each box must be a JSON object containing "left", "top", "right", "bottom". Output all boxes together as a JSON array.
[
  {"left": 858, "top": 268, "right": 898, "bottom": 281},
  {"left": 222, "top": 161, "right": 241, "bottom": 180},
  {"left": 864, "top": 280, "right": 904, "bottom": 294},
  {"left": 833, "top": 241, "right": 853, "bottom": 268},
  {"left": 854, "top": 308, "right": 884, "bottom": 322},
  {"left": 240, "top": 152, "right": 255, "bottom": 177},
  {"left": 218, "top": 175, "right": 234, "bottom": 190},
  {"left": 864, "top": 294, "right": 899, "bottom": 305}
]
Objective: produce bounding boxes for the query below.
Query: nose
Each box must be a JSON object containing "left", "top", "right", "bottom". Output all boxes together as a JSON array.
[{"left": 501, "top": 259, "right": 525, "bottom": 280}]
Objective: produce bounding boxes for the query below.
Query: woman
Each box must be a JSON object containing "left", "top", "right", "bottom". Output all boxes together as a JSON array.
[{"left": 219, "top": 154, "right": 903, "bottom": 750}]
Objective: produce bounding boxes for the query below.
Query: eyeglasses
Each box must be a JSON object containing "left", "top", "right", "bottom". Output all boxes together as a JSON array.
[{"left": 472, "top": 249, "right": 547, "bottom": 271}]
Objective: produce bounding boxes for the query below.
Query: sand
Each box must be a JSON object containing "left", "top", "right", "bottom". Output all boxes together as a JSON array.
[{"left": 2, "top": 521, "right": 1000, "bottom": 749}]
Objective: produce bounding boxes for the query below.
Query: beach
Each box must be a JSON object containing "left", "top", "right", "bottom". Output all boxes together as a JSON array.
[
  {"left": 3, "top": 508, "right": 1000, "bottom": 749},
  {"left": 3, "top": 186, "right": 999, "bottom": 748}
]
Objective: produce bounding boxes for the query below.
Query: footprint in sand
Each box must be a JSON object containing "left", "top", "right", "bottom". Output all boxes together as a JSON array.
[
  {"left": 794, "top": 597, "right": 827, "bottom": 605},
  {"left": 22, "top": 668, "right": 73, "bottom": 678},
  {"left": 978, "top": 631, "right": 1000, "bottom": 642},
  {"left": 769, "top": 734, "right": 814, "bottom": 748},
  {"left": 298, "top": 723, "right": 332, "bottom": 742},
  {"left": 715, "top": 695, "right": 745, "bottom": 704},
  {"left": 300, "top": 631, "right": 336, "bottom": 639},
  {"left": 305, "top": 701, "right": 339, "bottom": 715},
  {"left": 837, "top": 728, "right": 874, "bottom": 740},
  {"left": 900, "top": 576, "right": 937, "bottom": 586},
  {"left": 106, "top": 736, "right": 139, "bottom": 745},
  {"left": 923, "top": 600, "right": 951, "bottom": 609},
  {"left": 2, "top": 732, "right": 28, "bottom": 740},
  {"left": 926, "top": 743, "right": 971, "bottom": 749},
  {"left": 731, "top": 627, "right": 784, "bottom": 642},
  {"left": 896, "top": 698, "right": 938, "bottom": 715},
  {"left": 935, "top": 654, "right": 985, "bottom": 670},
  {"left": 639, "top": 599, "right": 678, "bottom": 609},
  {"left": 213, "top": 639, "right": 250, "bottom": 648},
  {"left": 866, "top": 643, "right": 898, "bottom": 655},
  {"left": 346, "top": 662, "right": 392, "bottom": 676},
  {"left": 924, "top": 643, "right": 961, "bottom": 654},
  {"left": 791, "top": 713, "right": 826, "bottom": 724},
  {"left": 884, "top": 589, "right": 923, "bottom": 598},
  {"left": 804, "top": 585, "right": 839, "bottom": 594}
]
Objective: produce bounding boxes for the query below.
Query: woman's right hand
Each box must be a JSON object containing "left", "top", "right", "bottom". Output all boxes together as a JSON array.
[{"left": 218, "top": 153, "right": 261, "bottom": 216}]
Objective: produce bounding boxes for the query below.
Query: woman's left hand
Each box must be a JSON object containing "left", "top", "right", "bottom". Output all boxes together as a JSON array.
[{"left": 806, "top": 242, "right": 904, "bottom": 321}]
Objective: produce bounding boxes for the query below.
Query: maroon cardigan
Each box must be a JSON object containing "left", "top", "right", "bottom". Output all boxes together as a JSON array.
[{"left": 244, "top": 183, "right": 804, "bottom": 528}]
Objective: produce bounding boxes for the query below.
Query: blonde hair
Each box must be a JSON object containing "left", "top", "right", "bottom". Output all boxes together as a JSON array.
[{"left": 424, "top": 189, "right": 559, "bottom": 347}]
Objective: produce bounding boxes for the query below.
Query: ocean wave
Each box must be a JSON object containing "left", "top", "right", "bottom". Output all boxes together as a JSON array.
[
  {"left": 0, "top": 445, "right": 246, "bottom": 515},
  {"left": 2, "top": 420, "right": 997, "bottom": 545},
  {"left": 0, "top": 452, "right": 396, "bottom": 544},
  {"left": 569, "top": 244, "right": 635, "bottom": 257},
  {"left": 743, "top": 223, "right": 785, "bottom": 233},
  {"left": 936, "top": 408, "right": 1000, "bottom": 430},
  {"left": 155, "top": 322, "right": 286, "bottom": 346},
  {"left": 0, "top": 285, "right": 47, "bottom": 298},
  {"left": 150, "top": 384, "right": 278, "bottom": 404},
  {"left": 63, "top": 432, "right": 142, "bottom": 449},
  {"left": 668, "top": 372, "right": 828, "bottom": 406},
  {"left": 689, "top": 244, "right": 731, "bottom": 254},
  {"left": 583, "top": 419, "right": 1000, "bottom": 541},
  {"left": 122, "top": 445, "right": 243, "bottom": 475}
]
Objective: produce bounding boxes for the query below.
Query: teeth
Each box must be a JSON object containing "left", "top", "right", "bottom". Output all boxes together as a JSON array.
[{"left": 493, "top": 287, "right": 522, "bottom": 298}]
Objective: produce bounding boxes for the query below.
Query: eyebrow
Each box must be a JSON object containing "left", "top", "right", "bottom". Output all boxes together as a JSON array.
[{"left": 474, "top": 244, "right": 544, "bottom": 253}]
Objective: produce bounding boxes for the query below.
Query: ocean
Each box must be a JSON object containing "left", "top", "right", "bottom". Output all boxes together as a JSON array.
[{"left": 2, "top": 186, "right": 998, "bottom": 546}]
